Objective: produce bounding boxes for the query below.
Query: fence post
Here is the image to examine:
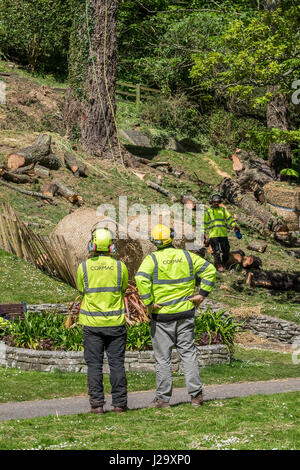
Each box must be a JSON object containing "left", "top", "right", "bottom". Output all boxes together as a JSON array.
[{"left": 136, "top": 84, "right": 141, "bottom": 108}]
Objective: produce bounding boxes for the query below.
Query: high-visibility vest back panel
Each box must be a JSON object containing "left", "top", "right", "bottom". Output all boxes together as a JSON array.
[
  {"left": 146, "top": 248, "right": 196, "bottom": 315},
  {"left": 78, "top": 256, "right": 126, "bottom": 327},
  {"left": 135, "top": 247, "right": 216, "bottom": 318}
]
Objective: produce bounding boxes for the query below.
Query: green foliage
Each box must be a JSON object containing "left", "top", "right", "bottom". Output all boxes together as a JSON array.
[
  {"left": 207, "top": 109, "right": 269, "bottom": 157},
  {"left": 126, "top": 322, "right": 152, "bottom": 351},
  {"left": 0, "top": 0, "right": 73, "bottom": 78},
  {"left": 249, "top": 127, "right": 300, "bottom": 160},
  {"left": 191, "top": 6, "right": 300, "bottom": 107},
  {"left": 0, "top": 309, "right": 242, "bottom": 352},
  {"left": 195, "top": 309, "right": 242, "bottom": 350},
  {"left": 139, "top": 93, "right": 201, "bottom": 139},
  {"left": 0, "top": 313, "right": 84, "bottom": 352},
  {"left": 137, "top": 11, "right": 228, "bottom": 96}
]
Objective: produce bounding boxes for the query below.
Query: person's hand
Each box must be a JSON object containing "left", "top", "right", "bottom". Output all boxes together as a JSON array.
[
  {"left": 188, "top": 295, "right": 205, "bottom": 308},
  {"left": 147, "top": 303, "right": 162, "bottom": 318}
]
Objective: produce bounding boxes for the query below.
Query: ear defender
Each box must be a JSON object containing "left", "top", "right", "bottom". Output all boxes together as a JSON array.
[
  {"left": 109, "top": 243, "right": 116, "bottom": 254},
  {"left": 88, "top": 241, "right": 97, "bottom": 253}
]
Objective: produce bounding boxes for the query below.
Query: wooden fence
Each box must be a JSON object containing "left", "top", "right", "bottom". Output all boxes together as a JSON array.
[
  {"left": 0, "top": 202, "right": 78, "bottom": 288},
  {"left": 116, "top": 81, "right": 160, "bottom": 107}
]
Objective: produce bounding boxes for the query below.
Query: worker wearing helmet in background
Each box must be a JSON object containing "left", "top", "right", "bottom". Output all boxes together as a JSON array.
[
  {"left": 135, "top": 224, "right": 216, "bottom": 408},
  {"left": 77, "top": 227, "right": 128, "bottom": 414},
  {"left": 204, "top": 193, "right": 241, "bottom": 272}
]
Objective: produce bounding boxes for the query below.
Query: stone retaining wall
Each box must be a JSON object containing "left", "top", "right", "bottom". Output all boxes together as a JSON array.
[
  {"left": 0, "top": 342, "right": 231, "bottom": 374},
  {"left": 234, "top": 315, "right": 300, "bottom": 344},
  {"left": 27, "top": 299, "right": 225, "bottom": 315}
]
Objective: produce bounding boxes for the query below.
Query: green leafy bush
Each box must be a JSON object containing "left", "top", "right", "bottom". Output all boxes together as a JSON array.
[
  {"left": 195, "top": 309, "right": 242, "bottom": 350},
  {"left": 207, "top": 109, "right": 268, "bottom": 158},
  {"left": 1, "top": 313, "right": 84, "bottom": 352},
  {"left": 126, "top": 322, "right": 152, "bottom": 351},
  {"left": 139, "top": 93, "right": 201, "bottom": 139},
  {"left": 0, "top": 309, "right": 242, "bottom": 352}
]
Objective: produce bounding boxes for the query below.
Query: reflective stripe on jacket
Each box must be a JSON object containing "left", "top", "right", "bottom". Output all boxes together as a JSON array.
[
  {"left": 135, "top": 246, "right": 216, "bottom": 319},
  {"left": 204, "top": 206, "right": 237, "bottom": 238},
  {"left": 77, "top": 256, "right": 128, "bottom": 327}
]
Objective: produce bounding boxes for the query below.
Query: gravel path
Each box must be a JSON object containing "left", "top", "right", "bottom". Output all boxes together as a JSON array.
[{"left": 0, "top": 378, "right": 299, "bottom": 421}]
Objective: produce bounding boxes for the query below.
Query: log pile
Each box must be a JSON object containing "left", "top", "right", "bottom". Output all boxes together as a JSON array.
[
  {"left": 218, "top": 148, "right": 294, "bottom": 235},
  {"left": 227, "top": 250, "right": 262, "bottom": 269},
  {"left": 218, "top": 177, "right": 287, "bottom": 233},
  {"left": 232, "top": 148, "right": 274, "bottom": 193},
  {"left": 0, "top": 133, "right": 85, "bottom": 205},
  {"left": 246, "top": 271, "right": 300, "bottom": 291}
]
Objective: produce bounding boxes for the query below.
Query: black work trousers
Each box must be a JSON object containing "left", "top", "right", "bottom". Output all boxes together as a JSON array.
[
  {"left": 209, "top": 236, "right": 230, "bottom": 266},
  {"left": 83, "top": 326, "right": 127, "bottom": 408}
]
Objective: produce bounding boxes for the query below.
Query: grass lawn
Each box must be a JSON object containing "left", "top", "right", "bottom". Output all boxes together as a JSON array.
[
  {"left": 0, "top": 392, "right": 299, "bottom": 450},
  {"left": 0, "top": 249, "right": 76, "bottom": 304},
  {"left": 0, "top": 347, "right": 299, "bottom": 403}
]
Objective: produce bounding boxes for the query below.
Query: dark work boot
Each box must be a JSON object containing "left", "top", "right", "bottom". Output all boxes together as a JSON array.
[
  {"left": 191, "top": 392, "right": 204, "bottom": 407},
  {"left": 90, "top": 406, "right": 104, "bottom": 414},
  {"left": 113, "top": 405, "right": 129, "bottom": 413}
]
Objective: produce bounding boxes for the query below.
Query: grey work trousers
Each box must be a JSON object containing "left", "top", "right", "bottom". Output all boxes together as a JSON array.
[{"left": 150, "top": 317, "right": 202, "bottom": 402}]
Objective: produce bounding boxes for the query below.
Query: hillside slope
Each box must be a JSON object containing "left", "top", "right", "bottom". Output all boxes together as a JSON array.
[{"left": 0, "top": 63, "right": 299, "bottom": 324}]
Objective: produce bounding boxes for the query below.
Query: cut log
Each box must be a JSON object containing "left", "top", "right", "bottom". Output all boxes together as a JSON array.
[
  {"left": 227, "top": 250, "right": 245, "bottom": 266},
  {"left": 247, "top": 240, "right": 267, "bottom": 253},
  {"left": 274, "top": 231, "right": 300, "bottom": 248},
  {"left": 34, "top": 165, "right": 50, "bottom": 178},
  {"left": 7, "top": 154, "right": 25, "bottom": 170},
  {"left": 64, "top": 152, "right": 88, "bottom": 177},
  {"left": 14, "top": 133, "right": 62, "bottom": 170},
  {"left": 0, "top": 169, "right": 30, "bottom": 184},
  {"left": 232, "top": 150, "right": 244, "bottom": 172},
  {"left": 42, "top": 182, "right": 59, "bottom": 198},
  {"left": 12, "top": 164, "right": 35, "bottom": 175},
  {"left": 231, "top": 148, "right": 275, "bottom": 194},
  {"left": 53, "top": 179, "right": 84, "bottom": 205},
  {"left": 0, "top": 179, "right": 54, "bottom": 201},
  {"left": 146, "top": 180, "right": 177, "bottom": 202},
  {"left": 218, "top": 177, "right": 287, "bottom": 233},
  {"left": 246, "top": 270, "right": 300, "bottom": 291},
  {"left": 242, "top": 255, "right": 262, "bottom": 269}
]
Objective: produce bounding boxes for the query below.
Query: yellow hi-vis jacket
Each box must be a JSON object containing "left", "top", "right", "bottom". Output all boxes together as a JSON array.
[
  {"left": 77, "top": 256, "right": 128, "bottom": 327},
  {"left": 135, "top": 246, "right": 216, "bottom": 321},
  {"left": 204, "top": 206, "right": 237, "bottom": 238}
]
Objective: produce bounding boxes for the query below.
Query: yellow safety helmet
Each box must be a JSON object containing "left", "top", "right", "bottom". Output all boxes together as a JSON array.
[
  {"left": 150, "top": 224, "right": 175, "bottom": 248},
  {"left": 88, "top": 227, "right": 116, "bottom": 253}
]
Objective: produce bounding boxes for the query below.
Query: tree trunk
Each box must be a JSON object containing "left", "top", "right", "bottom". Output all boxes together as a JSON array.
[
  {"left": 266, "top": 85, "right": 291, "bottom": 177},
  {"left": 65, "top": 0, "right": 132, "bottom": 165},
  {"left": 246, "top": 270, "right": 300, "bottom": 291},
  {"left": 218, "top": 177, "right": 287, "bottom": 232}
]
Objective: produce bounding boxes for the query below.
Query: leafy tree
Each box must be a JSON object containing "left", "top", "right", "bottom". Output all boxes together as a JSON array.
[
  {"left": 0, "top": 0, "right": 73, "bottom": 77},
  {"left": 191, "top": 4, "right": 300, "bottom": 173}
]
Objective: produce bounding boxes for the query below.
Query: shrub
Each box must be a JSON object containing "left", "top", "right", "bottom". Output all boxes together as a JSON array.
[
  {"left": 207, "top": 109, "right": 268, "bottom": 158},
  {"left": 139, "top": 93, "right": 201, "bottom": 139},
  {"left": 194, "top": 308, "right": 242, "bottom": 350},
  {"left": 0, "top": 309, "right": 242, "bottom": 352}
]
